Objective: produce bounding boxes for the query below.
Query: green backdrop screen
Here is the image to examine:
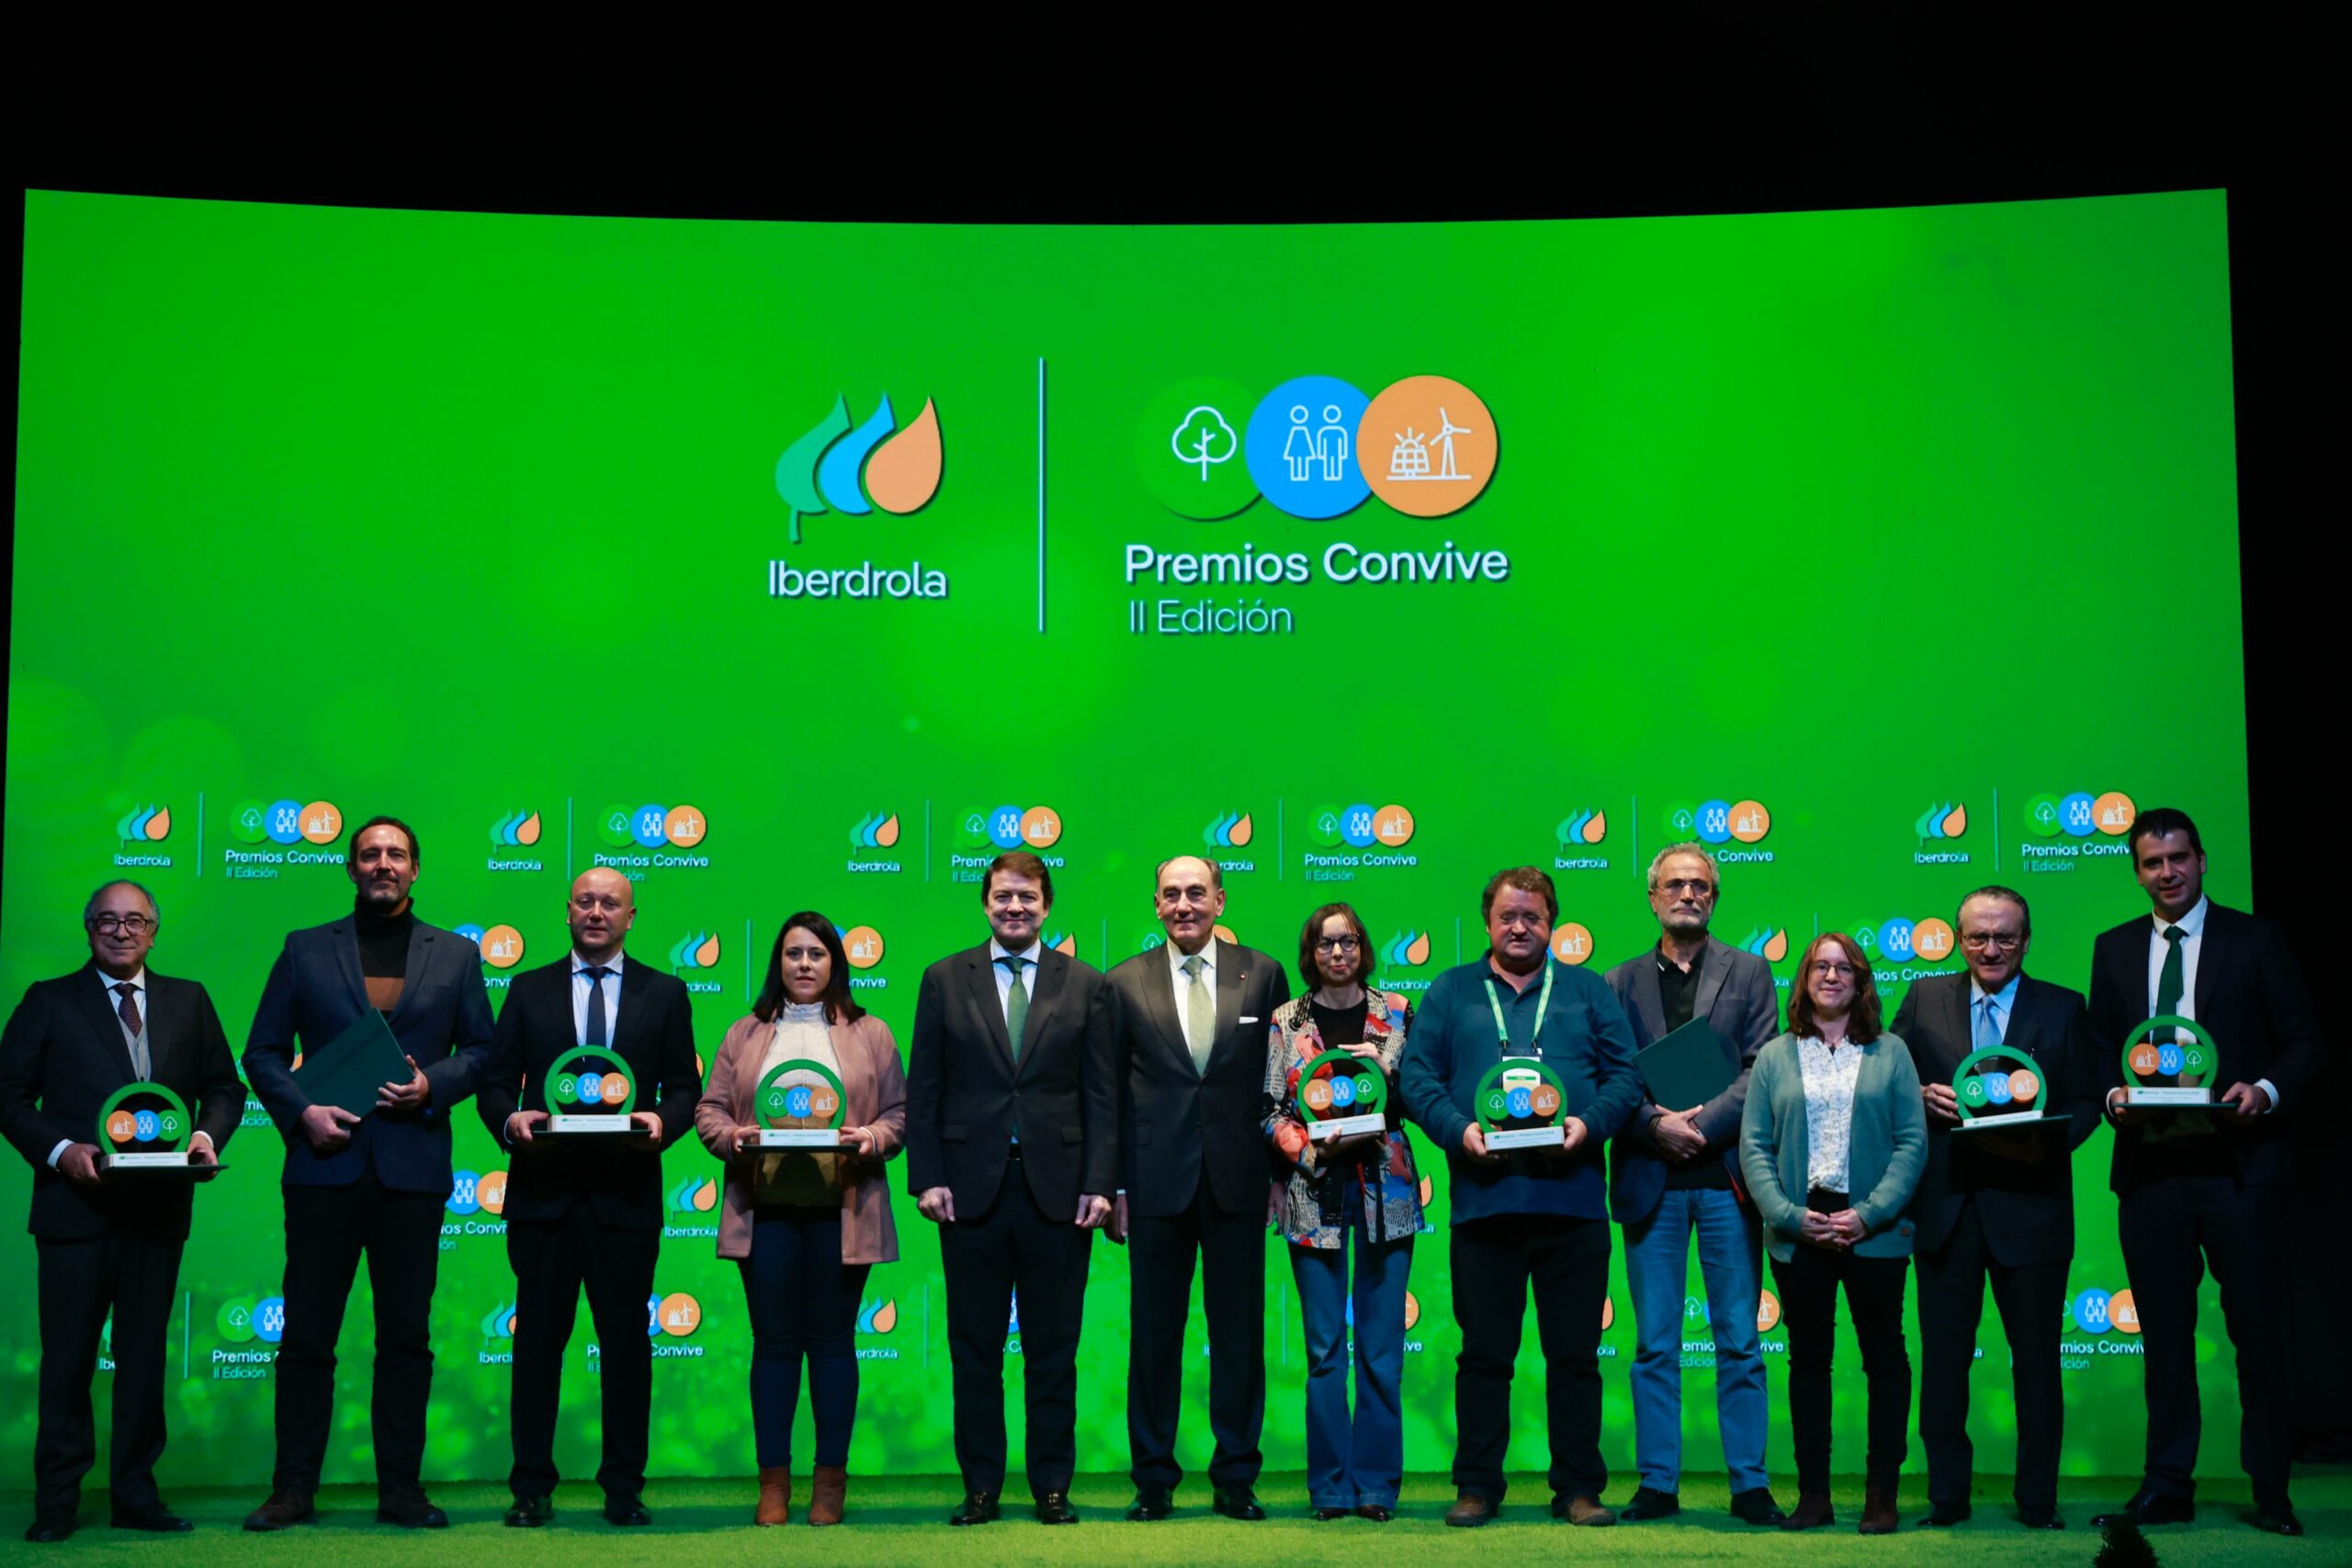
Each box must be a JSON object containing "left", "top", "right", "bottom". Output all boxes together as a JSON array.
[{"left": 6, "top": 188, "right": 2246, "bottom": 1484}]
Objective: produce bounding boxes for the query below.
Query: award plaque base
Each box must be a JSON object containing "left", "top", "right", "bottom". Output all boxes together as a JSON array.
[
  {"left": 98, "top": 1151, "right": 209, "bottom": 1172},
  {"left": 753, "top": 1128, "right": 854, "bottom": 1150},
  {"left": 1485, "top": 1126, "right": 1566, "bottom": 1152},
  {"left": 1955, "top": 1111, "right": 2069, "bottom": 1133},
  {"left": 548, "top": 1114, "right": 637, "bottom": 1134},
  {"left": 2125, "top": 1088, "right": 2223, "bottom": 1108},
  {"left": 1307, "top": 1113, "right": 1385, "bottom": 1141}
]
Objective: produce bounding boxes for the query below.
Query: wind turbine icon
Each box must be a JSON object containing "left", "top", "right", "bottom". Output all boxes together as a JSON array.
[{"left": 1429, "top": 408, "right": 1473, "bottom": 480}]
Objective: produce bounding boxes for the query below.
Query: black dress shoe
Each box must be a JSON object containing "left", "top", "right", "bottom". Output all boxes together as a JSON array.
[
  {"left": 2018, "top": 1508, "right": 2064, "bottom": 1529},
  {"left": 1619, "top": 1485, "right": 1679, "bottom": 1521},
  {"left": 1313, "top": 1506, "right": 1351, "bottom": 1520},
  {"left": 25, "top": 1507, "right": 77, "bottom": 1543},
  {"left": 1355, "top": 1504, "right": 1395, "bottom": 1522},
  {"left": 2092, "top": 1491, "right": 2194, "bottom": 1528},
  {"left": 112, "top": 1502, "right": 193, "bottom": 1532},
  {"left": 1729, "top": 1487, "right": 1787, "bottom": 1525},
  {"left": 243, "top": 1489, "right": 315, "bottom": 1531},
  {"left": 2248, "top": 1507, "right": 2303, "bottom": 1536},
  {"left": 1125, "top": 1485, "right": 1173, "bottom": 1521},
  {"left": 1922, "top": 1500, "right": 1972, "bottom": 1526},
  {"left": 377, "top": 1490, "right": 449, "bottom": 1529},
  {"left": 1212, "top": 1486, "right": 1267, "bottom": 1520},
  {"left": 603, "top": 1495, "right": 651, "bottom": 1527},
  {"left": 504, "top": 1495, "right": 553, "bottom": 1529},
  {"left": 1035, "top": 1492, "right": 1078, "bottom": 1525},
  {"left": 949, "top": 1492, "right": 1001, "bottom": 1526}
]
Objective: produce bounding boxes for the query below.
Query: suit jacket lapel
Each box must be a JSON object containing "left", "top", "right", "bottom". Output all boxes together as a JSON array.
[
  {"left": 2192, "top": 909, "right": 2221, "bottom": 1021},
  {"left": 1631, "top": 951, "right": 1669, "bottom": 1042},
  {"left": 965, "top": 949, "right": 1014, "bottom": 1069},
  {"left": 1020, "top": 949, "right": 1069, "bottom": 1071},
  {"left": 1142, "top": 948, "right": 1193, "bottom": 1075},
  {"left": 389, "top": 920, "right": 433, "bottom": 1025},
  {"left": 1691, "top": 938, "right": 1731, "bottom": 1029},
  {"left": 1208, "top": 942, "right": 1245, "bottom": 1072},
  {"left": 331, "top": 919, "right": 369, "bottom": 1016},
  {"left": 141, "top": 974, "right": 179, "bottom": 1081},
  {"left": 74, "top": 967, "right": 140, "bottom": 1083},
  {"left": 1941, "top": 978, "right": 1973, "bottom": 1069}
]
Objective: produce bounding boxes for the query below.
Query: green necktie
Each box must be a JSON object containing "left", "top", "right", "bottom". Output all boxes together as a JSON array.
[
  {"left": 1182, "top": 953, "right": 1214, "bottom": 1073},
  {"left": 2154, "top": 924, "right": 2186, "bottom": 1042},
  {"left": 999, "top": 953, "right": 1029, "bottom": 1060}
]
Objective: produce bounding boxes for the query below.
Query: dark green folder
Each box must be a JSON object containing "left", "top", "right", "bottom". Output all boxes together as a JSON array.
[
  {"left": 1635, "top": 1017, "right": 1736, "bottom": 1111},
  {"left": 290, "top": 1009, "right": 409, "bottom": 1120}
]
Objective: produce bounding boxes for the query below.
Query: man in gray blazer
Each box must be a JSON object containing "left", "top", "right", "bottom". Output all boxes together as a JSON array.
[{"left": 1602, "top": 844, "right": 1782, "bottom": 1526}]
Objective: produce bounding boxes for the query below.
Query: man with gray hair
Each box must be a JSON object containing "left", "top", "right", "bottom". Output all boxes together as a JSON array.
[
  {"left": 1601, "top": 844, "right": 1783, "bottom": 1526},
  {"left": 0, "top": 882, "right": 243, "bottom": 1541}
]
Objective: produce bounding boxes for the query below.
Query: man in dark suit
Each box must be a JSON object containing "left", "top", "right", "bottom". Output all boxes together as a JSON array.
[
  {"left": 2086, "top": 807, "right": 2324, "bottom": 1537},
  {"left": 476, "top": 867, "right": 698, "bottom": 1529},
  {"left": 1103, "top": 855, "right": 1288, "bottom": 1521},
  {"left": 1894, "top": 886, "right": 2098, "bottom": 1530},
  {"left": 0, "top": 881, "right": 243, "bottom": 1542},
  {"left": 907, "top": 850, "right": 1118, "bottom": 1526},
  {"left": 1601, "top": 844, "right": 1782, "bottom": 1526},
  {"left": 239, "top": 816, "right": 495, "bottom": 1531}
]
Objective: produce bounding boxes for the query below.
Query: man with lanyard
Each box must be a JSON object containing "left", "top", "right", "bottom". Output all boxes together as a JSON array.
[{"left": 1400, "top": 867, "right": 1642, "bottom": 1529}]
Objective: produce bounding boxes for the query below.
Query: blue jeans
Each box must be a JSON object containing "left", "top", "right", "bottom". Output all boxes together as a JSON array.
[
  {"left": 1623, "top": 1185, "right": 1769, "bottom": 1493},
  {"left": 738, "top": 1209, "right": 868, "bottom": 1472},
  {"left": 1286, "top": 1190, "right": 1413, "bottom": 1509}
]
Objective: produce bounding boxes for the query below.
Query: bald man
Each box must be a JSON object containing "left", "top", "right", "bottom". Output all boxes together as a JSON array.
[{"left": 477, "top": 869, "right": 700, "bottom": 1528}]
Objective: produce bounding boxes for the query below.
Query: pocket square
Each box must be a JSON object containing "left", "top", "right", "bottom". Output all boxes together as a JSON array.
[{"left": 1239, "top": 1016, "right": 1260, "bottom": 1025}]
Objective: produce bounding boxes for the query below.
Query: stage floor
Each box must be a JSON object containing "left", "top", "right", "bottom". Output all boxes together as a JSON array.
[{"left": 6, "top": 1472, "right": 2344, "bottom": 1564}]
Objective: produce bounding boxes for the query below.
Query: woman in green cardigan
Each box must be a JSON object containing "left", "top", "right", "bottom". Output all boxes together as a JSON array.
[{"left": 1740, "top": 931, "right": 1925, "bottom": 1537}]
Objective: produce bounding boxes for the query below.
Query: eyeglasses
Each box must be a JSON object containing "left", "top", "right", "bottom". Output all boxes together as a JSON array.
[
  {"left": 1656, "top": 878, "right": 1714, "bottom": 897},
  {"left": 89, "top": 914, "right": 154, "bottom": 934},
  {"left": 1959, "top": 932, "right": 2023, "bottom": 952},
  {"left": 1313, "top": 935, "right": 1363, "bottom": 953},
  {"left": 1493, "top": 912, "right": 1550, "bottom": 930},
  {"left": 1809, "top": 961, "right": 1855, "bottom": 977}
]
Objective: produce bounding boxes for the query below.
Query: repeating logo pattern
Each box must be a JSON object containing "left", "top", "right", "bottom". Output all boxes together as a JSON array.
[
  {"left": 1851, "top": 915, "right": 1957, "bottom": 965},
  {"left": 2071, "top": 1286, "right": 2142, "bottom": 1336},
  {"left": 1555, "top": 807, "right": 1607, "bottom": 847},
  {"left": 1383, "top": 930, "right": 1432, "bottom": 967},
  {"left": 116, "top": 804, "right": 172, "bottom": 846},
  {"left": 217, "top": 1292, "right": 287, "bottom": 1345},
  {"left": 776, "top": 393, "right": 944, "bottom": 541},
  {"left": 489, "top": 809, "right": 542, "bottom": 848},
  {"left": 1203, "top": 811, "right": 1254, "bottom": 849},
  {"left": 1666, "top": 797, "right": 1770, "bottom": 846},
  {"left": 1736, "top": 926, "right": 1791, "bottom": 963},
  {"left": 1306, "top": 803, "right": 1416, "bottom": 850},
  {"left": 669, "top": 931, "right": 722, "bottom": 970},
  {"left": 1550, "top": 924, "right": 1595, "bottom": 965},
  {"left": 2022, "top": 789, "right": 2136, "bottom": 840},
  {"left": 850, "top": 810, "right": 900, "bottom": 849},
  {"left": 959, "top": 805, "right": 1063, "bottom": 852},
  {"left": 229, "top": 797, "right": 344, "bottom": 846},
  {"left": 597, "top": 804, "right": 709, "bottom": 850},
  {"left": 1914, "top": 801, "right": 1967, "bottom": 844},
  {"left": 455, "top": 923, "right": 527, "bottom": 970}
]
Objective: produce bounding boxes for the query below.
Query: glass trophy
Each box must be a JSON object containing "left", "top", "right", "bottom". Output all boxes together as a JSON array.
[{"left": 1476, "top": 1058, "right": 1567, "bottom": 1150}]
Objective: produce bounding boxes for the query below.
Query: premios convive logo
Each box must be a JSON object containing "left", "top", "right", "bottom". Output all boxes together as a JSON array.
[
  {"left": 453, "top": 922, "right": 527, "bottom": 982},
  {"left": 594, "top": 802, "right": 711, "bottom": 875},
  {"left": 1305, "top": 802, "right": 1417, "bottom": 884},
  {"left": 1554, "top": 806, "right": 1609, "bottom": 872},
  {"left": 771, "top": 391, "right": 947, "bottom": 601},
  {"left": 949, "top": 802, "right": 1065, "bottom": 885},
  {"left": 224, "top": 796, "right": 344, "bottom": 880},
  {"left": 447, "top": 1168, "right": 509, "bottom": 1240},
  {"left": 113, "top": 802, "right": 173, "bottom": 868},
  {"left": 1127, "top": 374, "right": 1510, "bottom": 636},
  {"left": 212, "top": 1289, "right": 284, "bottom": 1381},
  {"left": 840, "top": 923, "right": 887, "bottom": 988},
  {"left": 1664, "top": 796, "right": 1772, "bottom": 863},
  {"left": 1550, "top": 923, "right": 1597, "bottom": 967},
  {"left": 2019, "top": 788, "right": 2136, "bottom": 874},
  {"left": 488, "top": 807, "right": 544, "bottom": 873},
  {"left": 1850, "top": 914, "right": 1960, "bottom": 979},
  {"left": 2069, "top": 1284, "right": 2143, "bottom": 1350},
  {"left": 1683, "top": 1290, "right": 1787, "bottom": 1337}
]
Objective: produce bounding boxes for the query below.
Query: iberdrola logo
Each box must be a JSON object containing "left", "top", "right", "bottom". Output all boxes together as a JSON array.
[
  {"left": 116, "top": 804, "right": 171, "bottom": 847},
  {"left": 1737, "top": 927, "right": 1790, "bottom": 963},
  {"left": 776, "top": 393, "right": 944, "bottom": 542},
  {"left": 1555, "top": 807, "right": 1607, "bottom": 847},
  {"left": 490, "top": 809, "right": 542, "bottom": 848},
  {"left": 1914, "top": 801, "right": 1967, "bottom": 846},
  {"left": 850, "top": 810, "right": 900, "bottom": 849},
  {"left": 1204, "top": 811, "right": 1253, "bottom": 849},
  {"left": 670, "top": 931, "right": 721, "bottom": 971},
  {"left": 1384, "top": 930, "right": 1432, "bottom": 967}
]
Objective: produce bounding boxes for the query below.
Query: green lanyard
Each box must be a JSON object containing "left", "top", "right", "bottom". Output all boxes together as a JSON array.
[{"left": 1483, "top": 961, "right": 1555, "bottom": 1060}]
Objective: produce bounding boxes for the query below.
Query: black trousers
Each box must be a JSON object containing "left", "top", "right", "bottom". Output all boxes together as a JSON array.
[
  {"left": 1448, "top": 1213, "right": 1611, "bottom": 1503},
  {"left": 506, "top": 1198, "right": 661, "bottom": 1499},
  {"left": 940, "top": 1154, "right": 1091, "bottom": 1497},
  {"left": 1915, "top": 1199, "right": 2067, "bottom": 1510},
  {"left": 2117, "top": 1172, "right": 2291, "bottom": 1508},
  {"left": 1774, "top": 1234, "right": 1911, "bottom": 1494},
  {"left": 33, "top": 1231, "right": 184, "bottom": 1512},
  {"left": 273, "top": 1168, "right": 444, "bottom": 1493},
  {"left": 1127, "top": 1176, "right": 1265, "bottom": 1491}
]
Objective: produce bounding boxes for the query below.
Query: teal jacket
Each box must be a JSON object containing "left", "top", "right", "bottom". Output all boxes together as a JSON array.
[{"left": 1739, "top": 1031, "right": 1926, "bottom": 1263}]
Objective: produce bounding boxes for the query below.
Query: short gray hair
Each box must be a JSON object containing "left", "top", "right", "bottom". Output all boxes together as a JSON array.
[
  {"left": 84, "top": 879, "right": 159, "bottom": 925},
  {"left": 1645, "top": 841, "right": 1719, "bottom": 894},
  {"left": 1154, "top": 854, "right": 1224, "bottom": 892}
]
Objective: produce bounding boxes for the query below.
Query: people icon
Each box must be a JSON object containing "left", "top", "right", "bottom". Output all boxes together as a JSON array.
[
  {"left": 1283, "top": 405, "right": 1316, "bottom": 482},
  {"left": 1316, "top": 404, "right": 1350, "bottom": 480}
]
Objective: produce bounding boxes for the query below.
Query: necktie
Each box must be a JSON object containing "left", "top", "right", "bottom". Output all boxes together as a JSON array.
[
  {"left": 582, "top": 964, "right": 612, "bottom": 1047},
  {"left": 998, "top": 954, "right": 1029, "bottom": 1058},
  {"left": 1973, "top": 996, "right": 2001, "bottom": 1053},
  {"left": 1182, "top": 953, "right": 1214, "bottom": 1073},
  {"left": 115, "top": 984, "right": 150, "bottom": 1077},
  {"left": 2154, "top": 924, "right": 2186, "bottom": 1043}
]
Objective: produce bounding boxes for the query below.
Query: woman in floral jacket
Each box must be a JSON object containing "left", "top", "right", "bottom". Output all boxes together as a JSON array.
[{"left": 1262, "top": 901, "right": 1430, "bottom": 1522}]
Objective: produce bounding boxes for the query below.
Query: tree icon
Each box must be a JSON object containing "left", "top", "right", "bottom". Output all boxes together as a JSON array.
[{"left": 1170, "top": 405, "right": 1238, "bottom": 480}]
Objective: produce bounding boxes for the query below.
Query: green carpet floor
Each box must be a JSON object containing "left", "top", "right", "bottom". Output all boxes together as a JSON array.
[{"left": 6, "top": 1472, "right": 2345, "bottom": 1566}]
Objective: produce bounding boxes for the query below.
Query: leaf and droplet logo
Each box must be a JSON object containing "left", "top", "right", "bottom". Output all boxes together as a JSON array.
[
  {"left": 669, "top": 931, "right": 722, "bottom": 971},
  {"left": 490, "top": 809, "right": 542, "bottom": 849},
  {"left": 850, "top": 810, "right": 900, "bottom": 850},
  {"left": 1384, "top": 931, "right": 1432, "bottom": 967},
  {"left": 115, "top": 804, "right": 172, "bottom": 846},
  {"left": 1204, "top": 811, "right": 1254, "bottom": 849},
  {"left": 1555, "top": 807, "right": 1607, "bottom": 847},
  {"left": 1914, "top": 801, "right": 1967, "bottom": 845},
  {"left": 776, "top": 393, "right": 944, "bottom": 543},
  {"left": 1738, "top": 927, "right": 1791, "bottom": 963},
  {"left": 856, "top": 1298, "right": 899, "bottom": 1335}
]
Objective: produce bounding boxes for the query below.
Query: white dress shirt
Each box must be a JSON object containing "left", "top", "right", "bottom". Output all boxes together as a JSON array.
[
  {"left": 52, "top": 967, "right": 211, "bottom": 1166},
  {"left": 571, "top": 950, "right": 626, "bottom": 1045},
  {"left": 989, "top": 939, "right": 1043, "bottom": 1032},
  {"left": 2145, "top": 895, "right": 2277, "bottom": 1110},
  {"left": 1165, "top": 938, "right": 1217, "bottom": 1056}
]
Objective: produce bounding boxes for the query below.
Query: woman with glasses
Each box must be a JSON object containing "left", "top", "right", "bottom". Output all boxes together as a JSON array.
[
  {"left": 695, "top": 913, "right": 906, "bottom": 1528},
  {"left": 1261, "top": 902, "right": 1428, "bottom": 1521},
  {"left": 1739, "top": 932, "right": 1925, "bottom": 1536}
]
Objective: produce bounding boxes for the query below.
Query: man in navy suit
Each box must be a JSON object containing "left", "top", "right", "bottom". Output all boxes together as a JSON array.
[
  {"left": 1894, "top": 886, "right": 2098, "bottom": 1529},
  {"left": 478, "top": 867, "right": 699, "bottom": 1529},
  {"left": 240, "top": 817, "right": 494, "bottom": 1531},
  {"left": 0, "top": 881, "right": 243, "bottom": 1542},
  {"left": 2086, "top": 807, "right": 2325, "bottom": 1538}
]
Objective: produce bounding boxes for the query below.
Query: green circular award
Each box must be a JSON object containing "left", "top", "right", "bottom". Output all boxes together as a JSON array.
[
  {"left": 1951, "top": 1044, "right": 2063, "bottom": 1133},
  {"left": 1475, "top": 1058, "right": 1568, "bottom": 1151},
  {"left": 1295, "top": 1047, "right": 1388, "bottom": 1142},
  {"left": 545, "top": 1045, "right": 638, "bottom": 1134},
  {"left": 753, "top": 1059, "right": 854, "bottom": 1149},
  {"left": 96, "top": 1082, "right": 206, "bottom": 1172},
  {"left": 2118, "top": 1014, "right": 2222, "bottom": 1108}
]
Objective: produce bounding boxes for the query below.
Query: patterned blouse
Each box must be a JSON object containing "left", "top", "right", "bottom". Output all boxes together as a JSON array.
[
  {"left": 1261, "top": 990, "right": 1430, "bottom": 1248},
  {"left": 1796, "top": 1034, "right": 1864, "bottom": 1195}
]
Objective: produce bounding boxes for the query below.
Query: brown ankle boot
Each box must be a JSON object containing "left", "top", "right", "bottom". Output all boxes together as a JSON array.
[
  {"left": 1781, "top": 1492, "right": 1835, "bottom": 1530},
  {"left": 1859, "top": 1485, "right": 1898, "bottom": 1535},
  {"left": 808, "top": 1464, "right": 847, "bottom": 1526},
  {"left": 755, "top": 1467, "right": 791, "bottom": 1526}
]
